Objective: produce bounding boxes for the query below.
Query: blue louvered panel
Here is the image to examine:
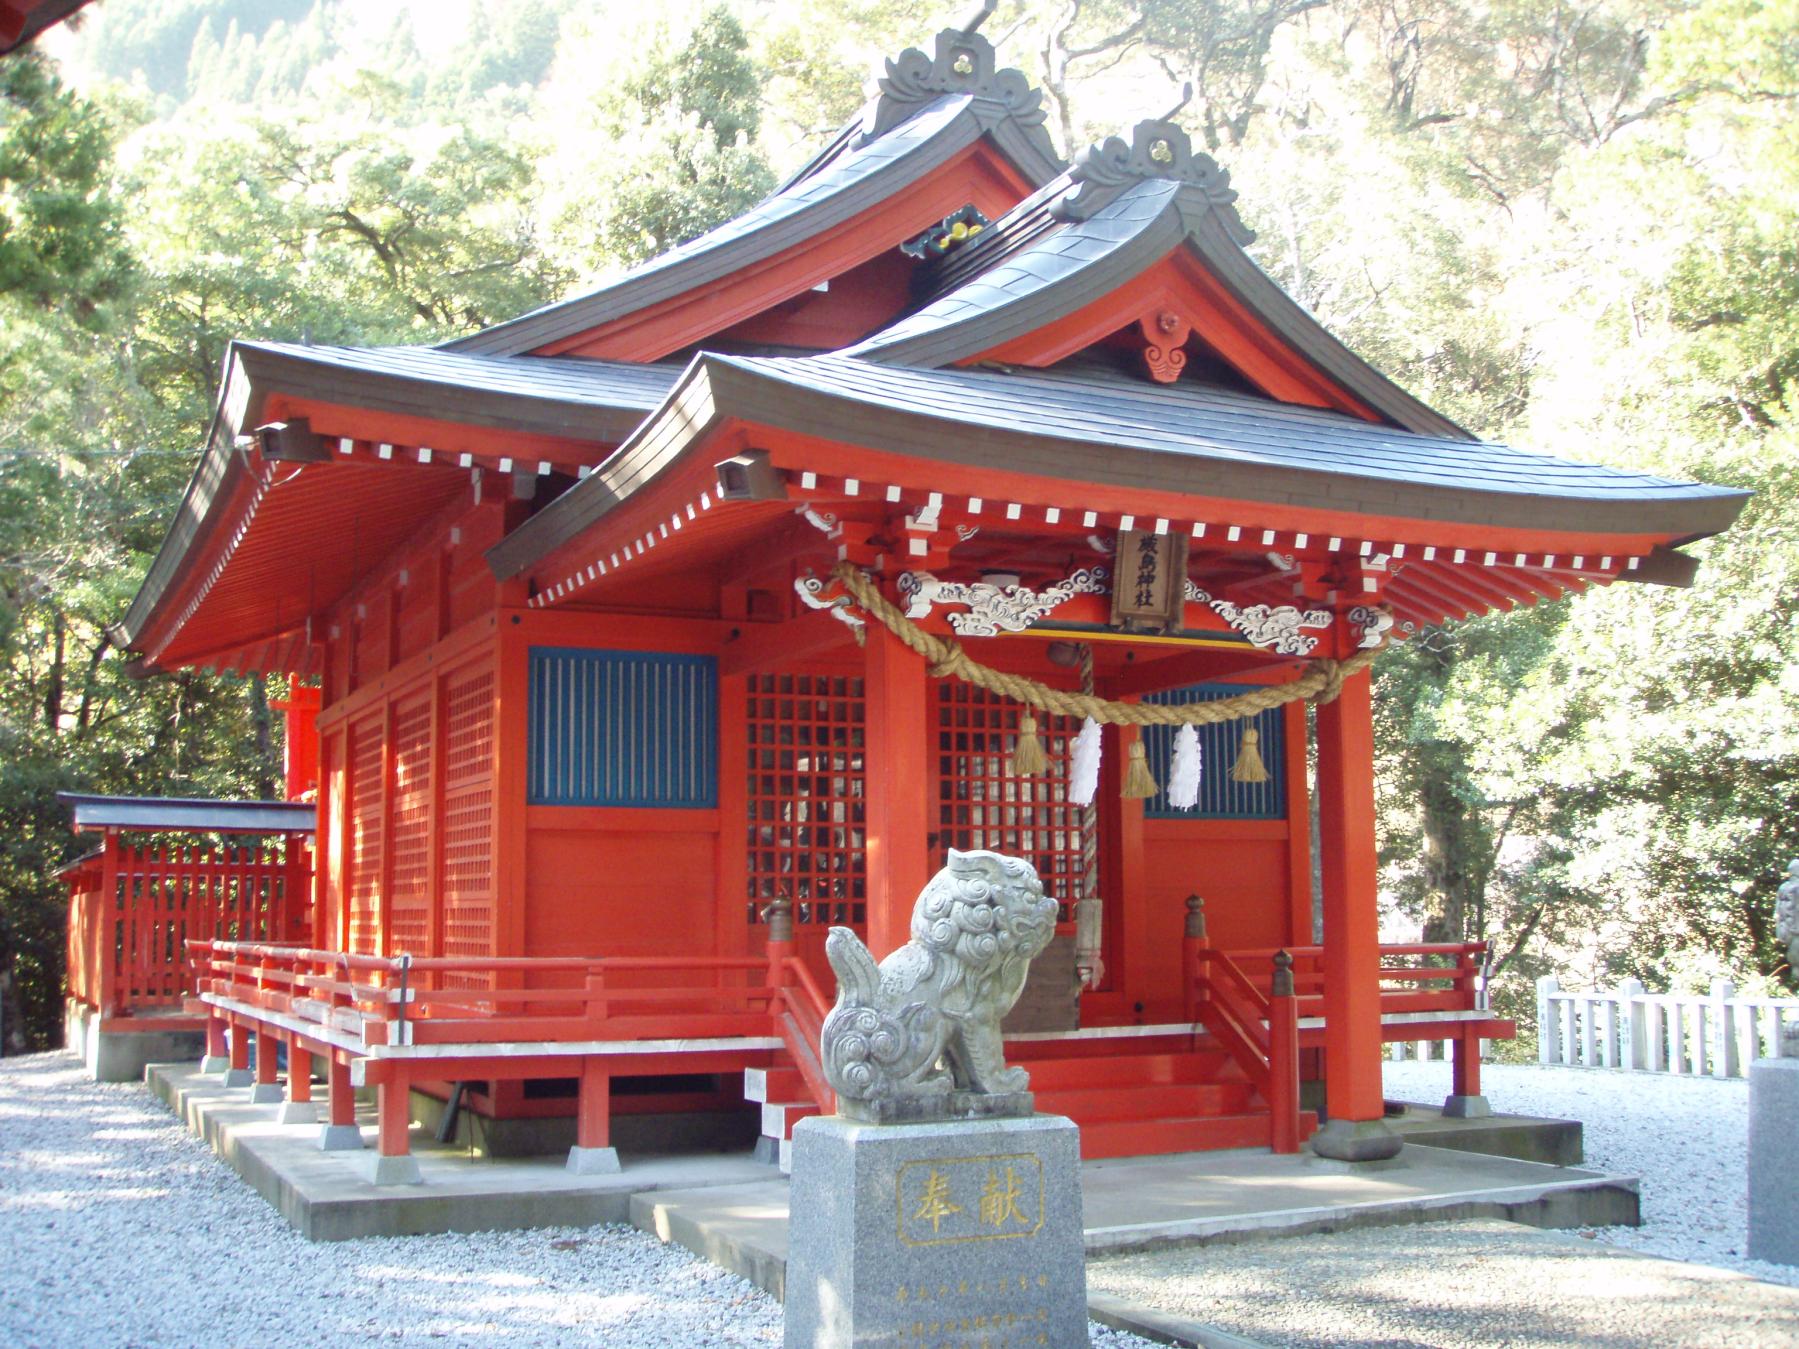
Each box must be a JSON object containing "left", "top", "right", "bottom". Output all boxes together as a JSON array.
[
  {"left": 528, "top": 647, "right": 718, "bottom": 808},
  {"left": 1142, "top": 683, "right": 1287, "bottom": 820}
]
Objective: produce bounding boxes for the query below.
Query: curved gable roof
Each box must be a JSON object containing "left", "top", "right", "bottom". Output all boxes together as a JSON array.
[
  {"left": 443, "top": 30, "right": 1062, "bottom": 360},
  {"left": 848, "top": 119, "right": 1471, "bottom": 441}
]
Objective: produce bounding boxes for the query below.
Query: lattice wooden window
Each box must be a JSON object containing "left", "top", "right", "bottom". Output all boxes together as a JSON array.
[
  {"left": 935, "top": 683, "right": 1084, "bottom": 922},
  {"left": 347, "top": 711, "right": 385, "bottom": 955},
  {"left": 745, "top": 673, "right": 866, "bottom": 930},
  {"left": 1141, "top": 683, "right": 1287, "bottom": 820},
  {"left": 441, "top": 662, "right": 495, "bottom": 977},
  {"left": 386, "top": 691, "right": 433, "bottom": 954}
]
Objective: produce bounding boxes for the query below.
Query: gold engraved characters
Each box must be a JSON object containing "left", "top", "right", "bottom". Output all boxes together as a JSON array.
[
  {"left": 913, "top": 1168, "right": 963, "bottom": 1235},
  {"left": 898, "top": 1153, "right": 1043, "bottom": 1245}
]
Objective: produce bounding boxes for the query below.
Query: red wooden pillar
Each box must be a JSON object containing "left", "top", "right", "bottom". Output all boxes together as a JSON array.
[
  {"left": 568, "top": 1058, "right": 621, "bottom": 1174},
  {"left": 1312, "top": 670, "right": 1400, "bottom": 1160},
  {"left": 319, "top": 1053, "right": 363, "bottom": 1151},
  {"left": 223, "top": 1014, "right": 252, "bottom": 1087},
  {"left": 863, "top": 624, "right": 931, "bottom": 959},
  {"left": 203, "top": 1014, "right": 229, "bottom": 1070},
  {"left": 376, "top": 1072, "right": 411, "bottom": 1157},
  {"left": 252, "top": 1023, "right": 281, "bottom": 1099},
  {"left": 288, "top": 1045, "right": 314, "bottom": 1103},
  {"left": 95, "top": 831, "right": 120, "bottom": 1018}
]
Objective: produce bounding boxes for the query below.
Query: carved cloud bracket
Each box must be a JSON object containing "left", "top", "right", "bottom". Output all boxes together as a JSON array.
[
  {"left": 1186, "top": 581, "right": 1333, "bottom": 656},
  {"left": 899, "top": 567, "right": 1108, "bottom": 637}
]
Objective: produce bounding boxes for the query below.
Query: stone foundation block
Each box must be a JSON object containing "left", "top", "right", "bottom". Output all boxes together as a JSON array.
[
  {"left": 1311, "top": 1117, "right": 1404, "bottom": 1162},
  {"left": 248, "top": 1083, "right": 284, "bottom": 1105},
  {"left": 354, "top": 1153, "right": 423, "bottom": 1187},
  {"left": 317, "top": 1124, "right": 365, "bottom": 1152},
  {"left": 784, "top": 1113, "right": 1089, "bottom": 1349},
  {"left": 1442, "top": 1094, "right": 1493, "bottom": 1119},
  {"left": 273, "top": 1101, "right": 317, "bottom": 1125},
  {"left": 567, "top": 1146, "right": 622, "bottom": 1175}
]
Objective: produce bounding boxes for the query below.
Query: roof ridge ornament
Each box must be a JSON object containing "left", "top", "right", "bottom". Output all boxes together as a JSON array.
[
  {"left": 859, "top": 27, "right": 1047, "bottom": 145},
  {"left": 1055, "top": 118, "right": 1255, "bottom": 245}
]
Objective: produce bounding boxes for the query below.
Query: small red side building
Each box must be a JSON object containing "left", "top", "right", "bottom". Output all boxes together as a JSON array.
[{"left": 91, "top": 28, "right": 1744, "bottom": 1177}]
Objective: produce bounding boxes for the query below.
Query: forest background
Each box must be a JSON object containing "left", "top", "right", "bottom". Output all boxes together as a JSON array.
[{"left": 0, "top": 0, "right": 1793, "bottom": 1051}]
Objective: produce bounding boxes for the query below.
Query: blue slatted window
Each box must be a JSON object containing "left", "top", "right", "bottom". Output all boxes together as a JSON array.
[
  {"left": 528, "top": 647, "right": 717, "bottom": 808},
  {"left": 1142, "top": 683, "right": 1287, "bottom": 820}
]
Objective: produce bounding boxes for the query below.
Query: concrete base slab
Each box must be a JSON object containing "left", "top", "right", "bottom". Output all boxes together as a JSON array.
[
  {"left": 248, "top": 1083, "right": 284, "bottom": 1105},
  {"left": 567, "top": 1146, "right": 621, "bottom": 1175},
  {"left": 317, "top": 1124, "right": 365, "bottom": 1152},
  {"left": 1384, "top": 1099, "right": 1583, "bottom": 1165},
  {"left": 355, "top": 1153, "right": 424, "bottom": 1187},
  {"left": 65, "top": 1000, "right": 204, "bottom": 1083},
  {"left": 273, "top": 1101, "right": 317, "bottom": 1125},
  {"left": 628, "top": 1137, "right": 1641, "bottom": 1309},
  {"left": 199, "top": 1056, "right": 230, "bottom": 1074},
  {"left": 1442, "top": 1093, "right": 1493, "bottom": 1119},
  {"left": 221, "top": 1068, "right": 252, "bottom": 1088},
  {"left": 1310, "top": 1117, "right": 1404, "bottom": 1162},
  {"left": 145, "top": 1062, "right": 781, "bottom": 1242}
]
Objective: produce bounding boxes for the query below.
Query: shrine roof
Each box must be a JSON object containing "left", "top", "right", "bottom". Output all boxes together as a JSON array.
[
  {"left": 846, "top": 121, "right": 1468, "bottom": 440},
  {"left": 230, "top": 340, "right": 681, "bottom": 435},
  {"left": 488, "top": 350, "right": 1749, "bottom": 581},
  {"left": 443, "top": 62, "right": 1062, "bottom": 360},
  {"left": 56, "top": 792, "right": 316, "bottom": 836}
]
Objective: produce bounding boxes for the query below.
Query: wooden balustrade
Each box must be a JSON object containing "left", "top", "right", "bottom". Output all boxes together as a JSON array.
[{"left": 62, "top": 833, "right": 307, "bottom": 1021}]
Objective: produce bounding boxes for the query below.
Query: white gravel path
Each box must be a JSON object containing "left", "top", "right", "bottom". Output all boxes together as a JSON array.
[
  {"left": 0, "top": 1052, "right": 1154, "bottom": 1349},
  {"left": 1383, "top": 1057, "right": 1799, "bottom": 1288}
]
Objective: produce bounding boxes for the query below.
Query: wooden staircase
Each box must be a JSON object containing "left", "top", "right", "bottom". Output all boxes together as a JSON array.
[{"left": 746, "top": 1040, "right": 1316, "bottom": 1169}]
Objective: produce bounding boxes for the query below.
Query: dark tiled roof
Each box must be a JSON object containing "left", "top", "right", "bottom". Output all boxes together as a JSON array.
[
  {"left": 444, "top": 89, "right": 1061, "bottom": 359},
  {"left": 240, "top": 341, "right": 680, "bottom": 411},
  {"left": 486, "top": 350, "right": 1748, "bottom": 583},
  {"left": 728, "top": 354, "right": 1739, "bottom": 509},
  {"left": 57, "top": 792, "right": 316, "bottom": 835}
]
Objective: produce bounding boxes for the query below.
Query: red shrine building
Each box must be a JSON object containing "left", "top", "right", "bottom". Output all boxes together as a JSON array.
[{"left": 72, "top": 26, "right": 1745, "bottom": 1180}]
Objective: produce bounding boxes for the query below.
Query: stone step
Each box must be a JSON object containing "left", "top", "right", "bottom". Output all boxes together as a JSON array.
[
  {"left": 759, "top": 1099, "right": 822, "bottom": 1141},
  {"left": 743, "top": 1065, "right": 811, "bottom": 1105}
]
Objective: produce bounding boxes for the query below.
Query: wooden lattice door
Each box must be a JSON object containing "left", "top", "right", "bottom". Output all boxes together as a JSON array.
[{"left": 744, "top": 672, "right": 867, "bottom": 970}]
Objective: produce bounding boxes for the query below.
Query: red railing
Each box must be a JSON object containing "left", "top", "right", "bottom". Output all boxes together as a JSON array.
[
  {"left": 63, "top": 837, "right": 309, "bottom": 1020},
  {"left": 1185, "top": 939, "right": 1302, "bottom": 1153},
  {"left": 187, "top": 940, "right": 781, "bottom": 1050},
  {"left": 1223, "top": 941, "right": 1489, "bottom": 1017}
]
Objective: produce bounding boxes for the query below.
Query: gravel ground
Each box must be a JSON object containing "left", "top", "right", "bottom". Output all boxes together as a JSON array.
[
  {"left": 1089, "top": 1217, "right": 1799, "bottom": 1349},
  {"left": 0, "top": 1052, "right": 1155, "bottom": 1349},
  {"left": 1382, "top": 1057, "right": 1799, "bottom": 1288}
]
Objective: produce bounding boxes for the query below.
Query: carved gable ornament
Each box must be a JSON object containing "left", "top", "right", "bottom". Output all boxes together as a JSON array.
[
  {"left": 860, "top": 29, "right": 1048, "bottom": 144},
  {"left": 1055, "top": 118, "right": 1254, "bottom": 246}
]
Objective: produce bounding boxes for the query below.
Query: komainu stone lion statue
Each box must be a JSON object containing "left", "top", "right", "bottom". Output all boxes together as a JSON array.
[{"left": 820, "top": 849, "right": 1058, "bottom": 1120}]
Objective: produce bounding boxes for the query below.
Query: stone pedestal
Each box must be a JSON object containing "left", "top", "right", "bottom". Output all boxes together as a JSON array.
[
  {"left": 784, "top": 1114, "right": 1088, "bottom": 1349},
  {"left": 1441, "top": 1094, "right": 1492, "bottom": 1119},
  {"left": 1748, "top": 1058, "right": 1799, "bottom": 1265}
]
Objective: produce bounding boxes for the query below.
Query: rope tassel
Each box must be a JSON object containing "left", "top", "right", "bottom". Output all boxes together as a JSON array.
[
  {"left": 1230, "top": 722, "right": 1269, "bottom": 784},
  {"left": 1011, "top": 712, "right": 1048, "bottom": 776},
  {"left": 1122, "top": 736, "right": 1158, "bottom": 799},
  {"left": 1168, "top": 724, "right": 1202, "bottom": 810},
  {"left": 1069, "top": 717, "right": 1103, "bottom": 805}
]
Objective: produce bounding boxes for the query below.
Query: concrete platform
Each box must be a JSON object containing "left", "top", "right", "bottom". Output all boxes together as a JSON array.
[
  {"left": 1384, "top": 1097, "right": 1584, "bottom": 1166},
  {"left": 66, "top": 1000, "right": 202, "bottom": 1083},
  {"left": 630, "top": 1139, "right": 1639, "bottom": 1303},
  {"left": 147, "top": 1063, "right": 781, "bottom": 1242}
]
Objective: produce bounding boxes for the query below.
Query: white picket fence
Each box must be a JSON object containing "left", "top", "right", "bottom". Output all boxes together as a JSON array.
[{"left": 1536, "top": 976, "right": 1799, "bottom": 1078}]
